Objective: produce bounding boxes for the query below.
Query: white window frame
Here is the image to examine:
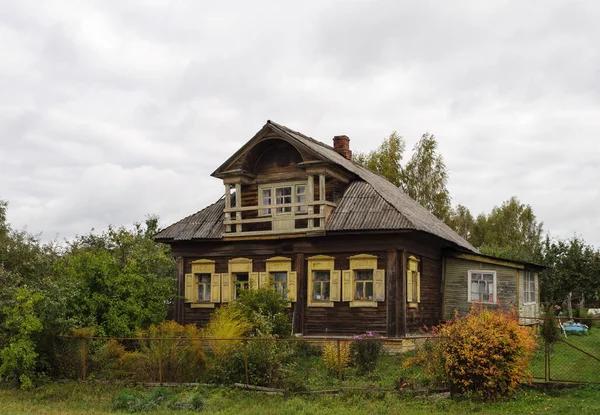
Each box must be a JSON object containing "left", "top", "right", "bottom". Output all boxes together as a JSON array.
[
  {"left": 523, "top": 271, "right": 536, "bottom": 305},
  {"left": 467, "top": 270, "right": 497, "bottom": 303},
  {"left": 258, "top": 181, "right": 307, "bottom": 217}
]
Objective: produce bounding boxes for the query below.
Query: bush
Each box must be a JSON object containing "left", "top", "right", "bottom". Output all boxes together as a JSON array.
[
  {"left": 579, "top": 311, "right": 598, "bottom": 330},
  {"left": 540, "top": 304, "right": 562, "bottom": 344},
  {"left": 232, "top": 288, "right": 292, "bottom": 337},
  {"left": 322, "top": 340, "right": 352, "bottom": 375},
  {"left": 111, "top": 389, "right": 157, "bottom": 413},
  {"left": 350, "top": 332, "right": 383, "bottom": 374},
  {"left": 408, "top": 305, "right": 538, "bottom": 401}
]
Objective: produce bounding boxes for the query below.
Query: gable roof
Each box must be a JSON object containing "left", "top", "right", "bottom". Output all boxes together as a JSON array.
[{"left": 156, "top": 120, "right": 477, "bottom": 252}]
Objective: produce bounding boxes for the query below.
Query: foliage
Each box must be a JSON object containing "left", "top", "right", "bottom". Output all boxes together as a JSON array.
[
  {"left": 231, "top": 287, "right": 292, "bottom": 337},
  {"left": 472, "top": 196, "right": 544, "bottom": 263},
  {"left": 539, "top": 304, "right": 562, "bottom": 344},
  {"left": 408, "top": 305, "right": 538, "bottom": 401},
  {"left": 322, "top": 340, "right": 352, "bottom": 374},
  {"left": 354, "top": 131, "right": 405, "bottom": 187},
  {"left": 447, "top": 204, "right": 475, "bottom": 241},
  {"left": 350, "top": 332, "right": 383, "bottom": 374},
  {"left": 401, "top": 133, "right": 452, "bottom": 221},
  {"left": 111, "top": 387, "right": 206, "bottom": 412},
  {"left": 0, "top": 286, "right": 44, "bottom": 389},
  {"left": 354, "top": 132, "right": 451, "bottom": 221},
  {"left": 111, "top": 389, "right": 157, "bottom": 413},
  {"left": 203, "top": 306, "right": 254, "bottom": 362}
]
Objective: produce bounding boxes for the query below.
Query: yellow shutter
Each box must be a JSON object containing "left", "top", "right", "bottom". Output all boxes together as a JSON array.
[
  {"left": 221, "top": 273, "right": 231, "bottom": 303},
  {"left": 249, "top": 272, "right": 259, "bottom": 290},
  {"left": 259, "top": 272, "right": 268, "bottom": 288},
  {"left": 185, "top": 273, "right": 194, "bottom": 303},
  {"left": 342, "top": 270, "right": 352, "bottom": 302},
  {"left": 288, "top": 271, "right": 297, "bottom": 302},
  {"left": 374, "top": 269, "right": 385, "bottom": 302},
  {"left": 211, "top": 273, "right": 221, "bottom": 303},
  {"left": 407, "top": 270, "right": 413, "bottom": 302},
  {"left": 416, "top": 271, "right": 421, "bottom": 303},
  {"left": 331, "top": 270, "right": 341, "bottom": 302}
]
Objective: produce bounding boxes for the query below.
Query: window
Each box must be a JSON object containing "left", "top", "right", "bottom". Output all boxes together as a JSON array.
[
  {"left": 313, "top": 271, "right": 331, "bottom": 301},
  {"left": 307, "top": 255, "right": 339, "bottom": 306},
  {"left": 354, "top": 270, "right": 373, "bottom": 301},
  {"left": 234, "top": 273, "right": 249, "bottom": 299},
  {"left": 468, "top": 270, "right": 496, "bottom": 303},
  {"left": 196, "top": 273, "right": 211, "bottom": 302},
  {"left": 264, "top": 256, "right": 297, "bottom": 302},
  {"left": 524, "top": 271, "right": 535, "bottom": 304},
  {"left": 406, "top": 255, "right": 420, "bottom": 306},
  {"left": 271, "top": 271, "right": 288, "bottom": 299},
  {"left": 259, "top": 182, "right": 308, "bottom": 216},
  {"left": 185, "top": 259, "right": 219, "bottom": 308}
]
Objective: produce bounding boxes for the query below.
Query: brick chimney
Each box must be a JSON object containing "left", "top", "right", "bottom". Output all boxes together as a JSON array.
[{"left": 333, "top": 135, "right": 352, "bottom": 160}]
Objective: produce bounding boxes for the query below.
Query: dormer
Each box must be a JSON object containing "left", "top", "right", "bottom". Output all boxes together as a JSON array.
[{"left": 212, "top": 121, "right": 355, "bottom": 239}]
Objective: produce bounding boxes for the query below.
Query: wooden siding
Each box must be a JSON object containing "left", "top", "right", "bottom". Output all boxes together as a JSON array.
[
  {"left": 443, "top": 257, "right": 517, "bottom": 320},
  {"left": 175, "top": 232, "right": 448, "bottom": 336}
]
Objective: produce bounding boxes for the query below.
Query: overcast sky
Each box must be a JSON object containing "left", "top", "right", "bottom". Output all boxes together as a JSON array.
[{"left": 1, "top": 0, "right": 599, "bottom": 246}]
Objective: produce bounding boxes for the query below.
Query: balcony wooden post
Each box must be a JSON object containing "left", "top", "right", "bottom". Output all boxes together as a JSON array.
[
  {"left": 235, "top": 183, "right": 242, "bottom": 233},
  {"left": 224, "top": 184, "right": 232, "bottom": 233},
  {"left": 307, "top": 175, "right": 314, "bottom": 229},
  {"left": 319, "top": 174, "right": 325, "bottom": 229}
]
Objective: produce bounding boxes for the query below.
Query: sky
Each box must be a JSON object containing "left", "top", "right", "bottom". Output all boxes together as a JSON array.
[{"left": 1, "top": 0, "right": 599, "bottom": 246}]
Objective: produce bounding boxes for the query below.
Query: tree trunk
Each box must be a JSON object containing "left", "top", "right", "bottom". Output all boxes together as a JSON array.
[
  {"left": 567, "top": 292, "right": 573, "bottom": 319},
  {"left": 579, "top": 292, "right": 585, "bottom": 316}
]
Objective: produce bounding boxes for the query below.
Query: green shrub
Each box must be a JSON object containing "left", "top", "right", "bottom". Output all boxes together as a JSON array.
[
  {"left": 540, "top": 304, "right": 562, "bottom": 344},
  {"left": 232, "top": 288, "right": 292, "bottom": 337},
  {"left": 407, "top": 305, "right": 538, "bottom": 401},
  {"left": 111, "top": 389, "right": 157, "bottom": 413},
  {"left": 579, "top": 311, "right": 597, "bottom": 330},
  {"left": 350, "top": 332, "right": 383, "bottom": 374},
  {"left": 0, "top": 287, "right": 43, "bottom": 389}
]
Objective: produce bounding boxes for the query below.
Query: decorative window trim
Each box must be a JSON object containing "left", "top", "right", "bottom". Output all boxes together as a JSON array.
[
  {"left": 343, "top": 254, "right": 385, "bottom": 308},
  {"left": 258, "top": 181, "right": 308, "bottom": 217},
  {"left": 407, "top": 255, "right": 420, "bottom": 308},
  {"left": 185, "top": 259, "right": 220, "bottom": 308},
  {"left": 264, "top": 256, "right": 297, "bottom": 303},
  {"left": 467, "top": 270, "right": 497, "bottom": 304},
  {"left": 523, "top": 271, "right": 536, "bottom": 305},
  {"left": 222, "top": 258, "right": 256, "bottom": 303},
  {"left": 307, "top": 255, "right": 339, "bottom": 307}
]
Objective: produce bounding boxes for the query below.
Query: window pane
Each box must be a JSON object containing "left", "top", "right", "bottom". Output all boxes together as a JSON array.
[
  {"left": 198, "top": 274, "right": 211, "bottom": 283},
  {"left": 313, "top": 282, "right": 322, "bottom": 299},
  {"left": 356, "top": 270, "right": 373, "bottom": 281},
  {"left": 272, "top": 272, "right": 287, "bottom": 282},
  {"left": 198, "top": 285, "right": 204, "bottom": 301},
  {"left": 314, "top": 271, "right": 330, "bottom": 281},
  {"left": 276, "top": 187, "right": 292, "bottom": 196},
  {"left": 322, "top": 282, "right": 330, "bottom": 300},
  {"left": 235, "top": 273, "right": 249, "bottom": 282},
  {"left": 366, "top": 282, "right": 373, "bottom": 299},
  {"left": 356, "top": 282, "right": 364, "bottom": 299},
  {"left": 296, "top": 185, "right": 306, "bottom": 195}
]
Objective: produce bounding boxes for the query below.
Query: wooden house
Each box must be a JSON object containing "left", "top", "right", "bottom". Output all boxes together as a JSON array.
[{"left": 155, "top": 121, "right": 542, "bottom": 336}]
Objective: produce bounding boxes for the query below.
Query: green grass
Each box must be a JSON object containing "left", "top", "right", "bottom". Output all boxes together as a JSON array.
[
  {"left": 530, "top": 328, "right": 600, "bottom": 383},
  {"left": 2, "top": 382, "right": 600, "bottom": 414}
]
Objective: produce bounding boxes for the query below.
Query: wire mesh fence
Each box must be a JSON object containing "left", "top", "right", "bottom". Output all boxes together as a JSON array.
[
  {"left": 48, "top": 335, "right": 438, "bottom": 392},
  {"left": 45, "top": 315, "right": 600, "bottom": 390},
  {"left": 525, "top": 315, "right": 600, "bottom": 384}
]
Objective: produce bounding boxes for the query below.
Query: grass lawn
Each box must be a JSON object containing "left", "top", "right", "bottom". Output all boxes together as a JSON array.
[
  {"left": 530, "top": 328, "right": 600, "bottom": 383},
  {"left": 1, "top": 382, "right": 600, "bottom": 415}
]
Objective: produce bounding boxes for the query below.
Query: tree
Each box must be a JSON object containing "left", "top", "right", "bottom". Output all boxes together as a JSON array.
[
  {"left": 354, "top": 131, "right": 405, "bottom": 187},
  {"left": 471, "top": 197, "right": 544, "bottom": 263},
  {"left": 447, "top": 204, "right": 475, "bottom": 241},
  {"left": 354, "top": 132, "right": 451, "bottom": 221},
  {"left": 401, "top": 133, "right": 452, "bottom": 221}
]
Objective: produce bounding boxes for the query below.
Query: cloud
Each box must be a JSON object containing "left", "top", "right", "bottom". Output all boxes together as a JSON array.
[{"left": 1, "top": 0, "right": 599, "bottom": 247}]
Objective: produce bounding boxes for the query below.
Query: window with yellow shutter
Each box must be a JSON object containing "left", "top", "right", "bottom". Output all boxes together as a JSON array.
[
  {"left": 345, "top": 254, "right": 385, "bottom": 308},
  {"left": 189, "top": 259, "right": 218, "bottom": 308},
  {"left": 407, "top": 255, "right": 420, "bottom": 308},
  {"left": 307, "top": 255, "right": 338, "bottom": 307}
]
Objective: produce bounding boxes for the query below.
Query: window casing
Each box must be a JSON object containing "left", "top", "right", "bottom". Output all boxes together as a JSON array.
[
  {"left": 223, "top": 258, "right": 256, "bottom": 303},
  {"left": 264, "top": 256, "right": 297, "bottom": 302},
  {"left": 406, "top": 255, "right": 420, "bottom": 307},
  {"left": 259, "top": 182, "right": 307, "bottom": 216},
  {"left": 196, "top": 273, "right": 211, "bottom": 302},
  {"left": 185, "top": 259, "right": 219, "bottom": 308},
  {"left": 307, "top": 255, "right": 339, "bottom": 307},
  {"left": 343, "top": 254, "right": 385, "bottom": 307},
  {"left": 524, "top": 271, "right": 536, "bottom": 304},
  {"left": 468, "top": 270, "right": 497, "bottom": 303}
]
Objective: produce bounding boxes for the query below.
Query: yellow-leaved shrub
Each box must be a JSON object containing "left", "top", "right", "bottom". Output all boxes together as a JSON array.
[{"left": 322, "top": 340, "right": 352, "bottom": 374}]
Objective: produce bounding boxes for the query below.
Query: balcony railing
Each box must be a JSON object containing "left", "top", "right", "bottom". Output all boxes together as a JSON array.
[{"left": 223, "top": 200, "right": 336, "bottom": 237}]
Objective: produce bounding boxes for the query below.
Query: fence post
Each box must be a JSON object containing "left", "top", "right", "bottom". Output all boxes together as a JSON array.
[
  {"left": 81, "top": 338, "right": 87, "bottom": 382},
  {"left": 544, "top": 317, "right": 549, "bottom": 382},
  {"left": 337, "top": 339, "right": 342, "bottom": 389},
  {"left": 158, "top": 338, "right": 163, "bottom": 384},
  {"left": 243, "top": 339, "right": 250, "bottom": 385}
]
